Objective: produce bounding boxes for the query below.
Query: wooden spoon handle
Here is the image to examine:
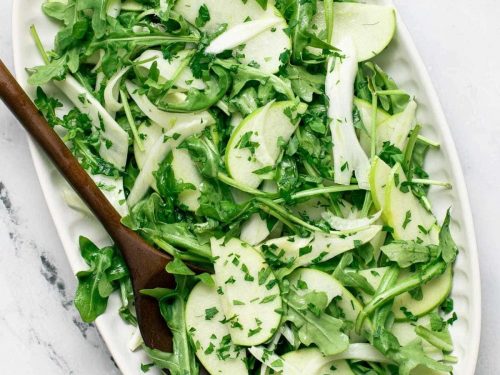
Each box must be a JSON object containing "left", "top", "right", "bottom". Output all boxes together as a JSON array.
[{"left": 0, "top": 60, "right": 131, "bottom": 252}]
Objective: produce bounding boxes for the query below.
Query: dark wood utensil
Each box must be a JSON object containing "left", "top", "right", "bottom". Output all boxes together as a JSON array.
[{"left": 0, "top": 59, "right": 177, "bottom": 352}]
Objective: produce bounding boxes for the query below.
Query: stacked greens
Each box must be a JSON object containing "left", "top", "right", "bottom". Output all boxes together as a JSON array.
[{"left": 30, "top": 0, "right": 459, "bottom": 374}]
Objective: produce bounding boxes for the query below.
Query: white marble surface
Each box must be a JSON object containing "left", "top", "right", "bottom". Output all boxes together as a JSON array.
[{"left": 0, "top": 1, "right": 498, "bottom": 373}]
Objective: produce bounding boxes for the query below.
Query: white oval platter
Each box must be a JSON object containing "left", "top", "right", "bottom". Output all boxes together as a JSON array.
[{"left": 11, "top": 0, "right": 481, "bottom": 374}]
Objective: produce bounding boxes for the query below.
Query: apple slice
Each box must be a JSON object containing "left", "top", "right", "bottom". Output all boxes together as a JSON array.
[
  {"left": 357, "top": 266, "right": 453, "bottom": 321},
  {"left": 211, "top": 237, "right": 282, "bottom": 346},
  {"left": 134, "top": 122, "right": 163, "bottom": 169},
  {"left": 288, "top": 268, "right": 371, "bottom": 338},
  {"left": 369, "top": 156, "right": 392, "bottom": 211},
  {"left": 354, "top": 97, "right": 391, "bottom": 154},
  {"left": 376, "top": 100, "right": 417, "bottom": 152},
  {"left": 225, "top": 101, "right": 306, "bottom": 189},
  {"left": 262, "top": 225, "right": 382, "bottom": 273},
  {"left": 174, "top": 0, "right": 290, "bottom": 74},
  {"left": 171, "top": 148, "right": 203, "bottom": 212},
  {"left": 310, "top": 2, "right": 396, "bottom": 62},
  {"left": 186, "top": 281, "right": 248, "bottom": 375},
  {"left": 384, "top": 164, "right": 439, "bottom": 244},
  {"left": 392, "top": 267, "right": 453, "bottom": 321}
]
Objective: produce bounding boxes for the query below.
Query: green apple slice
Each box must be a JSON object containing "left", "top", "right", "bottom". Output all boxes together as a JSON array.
[
  {"left": 354, "top": 97, "right": 391, "bottom": 154},
  {"left": 281, "top": 349, "right": 354, "bottom": 375},
  {"left": 384, "top": 164, "right": 439, "bottom": 244},
  {"left": 357, "top": 266, "right": 453, "bottom": 321},
  {"left": 272, "top": 345, "right": 389, "bottom": 375},
  {"left": 310, "top": 2, "right": 396, "bottom": 62},
  {"left": 240, "top": 213, "right": 271, "bottom": 246},
  {"left": 376, "top": 100, "right": 417, "bottom": 152},
  {"left": 356, "top": 99, "right": 417, "bottom": 154},
  {"left": 316, "top": 361, "right": 355, "bottom": 375},
  {"left": 369, "top": 156, "right": 392, "bottom": 211},
  {"left": 134, "top": 122, "right": 164, "bottom": 169},
  {"left": 288, "top": 268, "right": 371, "bottom": 339},
  {"left": 211, "top": 237, "right": 282, "bottom": 346},
  {"left": 186, "top": 281, "right": 248, "bottom": 375},
  {"left": 171, "top": 148, "right": 203, "bottom": 212},
  {"left": 391, "top": 315, "right": 448, "bottom": 360},
  {"left": 262, "top": 226, "right": 382, "bottom": 273},
  {"left": 174, "top": 0, "right": 291, "bottom": 74},
  {"left": 225, "top": 101, "right": 306, "bottom": 188},
  {"left": 392, "top": 266, "right": 453, "bottom": 321}
]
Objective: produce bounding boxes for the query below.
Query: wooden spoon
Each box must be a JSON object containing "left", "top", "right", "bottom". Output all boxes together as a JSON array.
[{"left": 0, "top": 59, "right": 180, "bottom": 352}]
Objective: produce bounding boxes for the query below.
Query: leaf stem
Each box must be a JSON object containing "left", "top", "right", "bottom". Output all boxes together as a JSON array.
[
  {"left": 411, "top": 179, "right": 452, "bottom": 189},
  {"left": 217, "top": 172, "right": 273, "bottom": 197},
  {"left": 256, "top": 197, "right": 321, "bottom": 233},
  {"left": 120, "top": 89, "right": 144, "bottom": 151},
  {"left": 417, "top": 134, "right": 440, "bottom": 148},
  {"left": 375, "top": 89, "right": 408, "bottom": 96},
  {"left": 274, "top": 185, "right": 361, "bottom": 203},
  {"left": 30, "top": 25, "right": 49, "bottom": 64},
  {"left": 360, "top": 261, "right": 447, "bottom": 321}
]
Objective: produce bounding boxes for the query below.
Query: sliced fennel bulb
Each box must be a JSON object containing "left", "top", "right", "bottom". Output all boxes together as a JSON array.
[
  {"left": 125, "top": 81, "right": 210, "bottom": 129},
  {"left": 322, "top": 210, "right": 382, "bottom": 231},
  {"left": 326, "top": 38, "right": 370, "bottom": 189},
  {"left": 104, "top": 67, "right": 130, "bottom": 116},
  {"left": 54, "top": 75, "right": 129, "bottom": 170},
  {"left": 205, "top": 17, "right": 283, "bottom": 55},
  {"left": 127, "top": 114, "right": 214, "bottom": 206},
  {"left": 53, "top": 75, "right": 129, "bottom": 214}
]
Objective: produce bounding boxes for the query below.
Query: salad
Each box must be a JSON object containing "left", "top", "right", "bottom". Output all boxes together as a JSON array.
[{"left": 28, "top": 0, "right": 459, "bottom": 374}]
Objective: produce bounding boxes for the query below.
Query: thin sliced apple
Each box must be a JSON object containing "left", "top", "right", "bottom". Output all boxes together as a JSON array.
[
  {"left": 384, "top": 164, "right": 439, "bottom": 244},
  {"left": 186, "top": 281, "right": 248, "bottom": 375},
  {"left": 174, "top": 0, "right": 290, "bottom": 74},
  {"left": 369, "top": 156, "right": 392, "bottom": 211},
  {"left": 225, "top": 101, "right": 306, "bottom": 189},
  {"left": 211, "top": 237, "right": 282, "bottom": 346},
  {"left": 262, "top": 225, "right": 382, "bottom": 273},
  {"left": 310, "top": 2, "right": 396, "bottom": 62}
]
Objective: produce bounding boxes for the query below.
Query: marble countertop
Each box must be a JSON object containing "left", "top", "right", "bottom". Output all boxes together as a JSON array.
[{"left": 0, "top": 1, "right": 498, "bottom": 373}]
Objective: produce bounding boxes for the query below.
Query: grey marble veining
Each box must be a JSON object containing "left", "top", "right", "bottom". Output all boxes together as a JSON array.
[{"left": 0, "top": 0, "right": 499, "bottom": 374}]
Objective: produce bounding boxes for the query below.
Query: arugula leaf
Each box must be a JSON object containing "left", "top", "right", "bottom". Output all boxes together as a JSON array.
[
  {"left": 28, "top": 55, "right": 68, "bottom": 85},
  {"left": 34, "top": 87, "right": 63, "bottom": 126},
  {"left": 275, "top": 155, "right": 299, "bottom": 201},
  {"left": 166, "top": 258, "right": 196, "bottom": 276},
  {"left": 195, "top": 4, "right": 211, "bottom": 28},
  {"left": 333, "top": 254, "right": 375, "bottom": 295},
  {"left": 197, "top": 180, "right": 249, "bottom": 223},
  {"left": 74, "top": 237, "right": 119, "bottom": 322},
  {"left": 42, "top": 1, "right": 76, "bottom": 24},
  {"left": 122, "top": 193, "right": 212, "bottom": 261},
  {"left": 216, "top": 59, "right": 294, "bottom": 100},
  {"left": 155, "top": 153, "right": 196, "bottom": 209},
  {"left": 283, "top": 289, "right": 349, "bottom": 355},
  {"left": 381, "top": 241, "right": 440, "bottom": 268},
  {"left": 439, "top": 209, "right": 458, "bottom": 264},
  {"left": 34, "top": 89, "right": 120, "bottom": 177},
  {"left": 355, "top": 62, "right": 410, "bottom": 114},
  {"left": 179, "top": 135, "right": 221, "bottom": 179},
  {"left": 156, "top": 66, "right": 230, "bottom": 112},
  {"left": 287, "top": 0, "right": 337, "bottom": 64},
  {"left": 77, "top": 0, "right": 108, "bottom": 38},
  {"left": 396, "top": 340, "right": 452, "bottom": 375},
  {"left": 142, "top": 275, "right": 199, "bottom": 375},
  {"left": 287, "top": 65, "right": 324, "bottom": 102}
]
